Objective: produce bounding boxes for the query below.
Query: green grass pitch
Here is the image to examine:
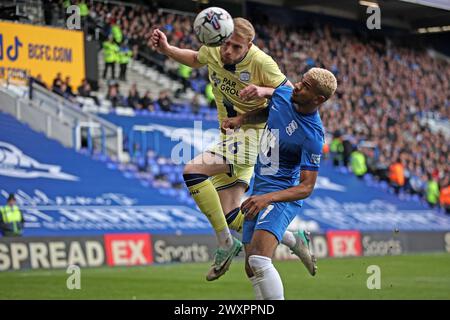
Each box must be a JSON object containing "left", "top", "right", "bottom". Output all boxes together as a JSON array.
[{"left": 1, "top": 253, "right": 449, "bottom": 299}]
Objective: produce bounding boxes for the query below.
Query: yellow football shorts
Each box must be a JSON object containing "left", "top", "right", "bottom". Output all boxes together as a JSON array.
[{"left": 206, "top": 128, "right": 262, "bottom": 191}]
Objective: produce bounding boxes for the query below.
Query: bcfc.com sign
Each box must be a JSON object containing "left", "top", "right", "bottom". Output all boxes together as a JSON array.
[{"left": 0, "top": 21, "right": 85, "bottom": 87}]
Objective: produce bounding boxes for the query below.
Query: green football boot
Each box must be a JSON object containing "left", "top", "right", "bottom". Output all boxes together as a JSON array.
[
  {"left": 291, "top": 230, "right": 317, "bottom": 276},
  {"left": 206, "top": 237, "right": 243, "bottom": 281}
]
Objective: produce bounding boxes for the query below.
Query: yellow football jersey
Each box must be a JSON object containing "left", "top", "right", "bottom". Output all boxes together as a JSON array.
[{"left": 197, "top": 45, "right": 287, "bottom": 131}]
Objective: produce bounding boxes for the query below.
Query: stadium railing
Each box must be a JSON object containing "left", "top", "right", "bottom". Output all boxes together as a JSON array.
[{"left": 0, "top": 81, "right": 124, "bottom": 161}]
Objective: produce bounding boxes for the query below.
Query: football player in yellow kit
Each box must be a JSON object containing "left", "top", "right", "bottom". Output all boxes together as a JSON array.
[{"left": 151, "top": 17, "right": 316, "bottom": 281}]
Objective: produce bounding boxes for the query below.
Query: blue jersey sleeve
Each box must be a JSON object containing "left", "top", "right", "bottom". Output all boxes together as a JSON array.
[
  {"left": 271, "top": 86, "right": 284, "bottom": 103},
  {"left": 300, "top": 136, "right": 324, "bottom": 171},
  {"left": 267, "top": 86, "right": 288, "bottom": 113}
]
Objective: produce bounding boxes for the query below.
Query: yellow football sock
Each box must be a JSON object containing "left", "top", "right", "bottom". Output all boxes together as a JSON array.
[
  {"left": 226, "top": 208, "right": 245, "bottom": 233},
  {"left": 187, "top": 178, "right": 228, "bottom": 233}
]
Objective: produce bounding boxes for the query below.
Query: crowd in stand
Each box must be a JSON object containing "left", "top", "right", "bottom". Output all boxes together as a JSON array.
[
  {"left": 253, "top": 24, "right": 449, "bottom": 212},
  {"left": 91, "top": 2, "right": 449, "bottom": 212},
  {"left": 90, "top": 3, "right": 209, "bottom": 92},
  {"left": 32, "top": 73, "right": 100, "bottom": 106},
  {"left": 47, "top": 1, "right": 449, "bottom": 212},
  {"left": 42, "top": 73, "right": 99, "bottom": 106},
  {"left": 105, "top": 81, "right": 176, "bottom": 112}
]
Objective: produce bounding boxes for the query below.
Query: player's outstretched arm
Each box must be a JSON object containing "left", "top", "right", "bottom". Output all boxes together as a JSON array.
[
  {"left": 221, "top": 107, "right": 269, "bottom": 130},
  {"left": 270, "top": 170, "right": 318, "bottom": 202},
  {"left": 241, "top": 170, "right": 318, "bottom": 219},
  {"left": 239, "top": 84, "right": 275, "bottom": 101},
  {"left": 151, "top": 29, "right": 204, "bottom": 68}
]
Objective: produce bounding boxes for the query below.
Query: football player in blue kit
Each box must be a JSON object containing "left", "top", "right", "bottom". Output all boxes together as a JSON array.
[{"left": 222, "top": 67, "right": 337, "bottom": 300}]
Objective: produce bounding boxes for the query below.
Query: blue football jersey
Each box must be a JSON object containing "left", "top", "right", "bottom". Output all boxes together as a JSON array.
[{"left": 252, "top": 86, "right": 325, "bottom": 206}]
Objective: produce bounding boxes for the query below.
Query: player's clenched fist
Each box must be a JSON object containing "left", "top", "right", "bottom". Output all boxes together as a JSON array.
[
  {"left": 241, "top": 194, "right": 273, "bottom": 220},
  {"left": 221, "top": 116, "right": 243, "bottom": 131},
  {"left": 151, "top": 29, "right": 170, "bottom": 54},
  {"left": 239, "top": 84, "right": 273, "bottom": 101}
]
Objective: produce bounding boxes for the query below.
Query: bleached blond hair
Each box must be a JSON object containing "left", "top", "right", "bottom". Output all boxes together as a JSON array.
[
  {"left": 233, "top": 18, "right": 255, "bottom": 43},
  {"left": 305, "top": 67, "right": 337, "bottom": 100}
]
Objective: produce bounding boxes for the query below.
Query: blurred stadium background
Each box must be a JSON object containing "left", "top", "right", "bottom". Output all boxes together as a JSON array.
[{"left": 0, "top": 0, "right": 449, "bottom": 299}]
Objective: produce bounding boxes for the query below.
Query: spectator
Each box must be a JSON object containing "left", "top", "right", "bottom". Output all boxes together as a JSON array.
[
  {"left": 140, "top": 90, "right": 154, "bottom": 111},
  {"left": 342, "top": 134, "right": 354, "bottom": 169},
  {"left": 52, "top": 72, "right": 63, "bottom": 90},
  {"left": 52, "top": 82, "right": 67, "bottom": 97},
  {"left": 65, "top": 76, "right": 74, "bottom": 96},
  {"left": 364, "top": 148, "right": 377, "bottom": 176},
  {"left": 111, "top": 19, "right": 123, "bottom": 45},
  {"left": 408, "top": 172, "right": 426, "bottom": 197},
  {"left": 205, "top": 83, "right": 216, "bottom": 109},
  {"left": 157, "top": 90, "right": 172, "bottom": 112},
  {"left": 425, "top": 175, "right": 440, "bottom": 208},
  {"left": 63, "top": 0, "right": 71, "bottom": 18},
  {"left": 34, "top": 74, "right": 47, "bottom": 88},
  {"left": 77, "top": 78, "right": 90, "bottom": 96},
  {"left": 178, "top": 63, "right": 192, "bottom": 93},
  {"left": 103, "top": 34, "right": 119, "bottom": 80},
  {"left": 330, "top": 130, "right": 344, "bottom": 167},
  {"left": 43, "top": 0, "right": 54, "bottom": 25},
  {"left": 439, "top": 180, "right": 450, "bottom": 214},
  {"left": 62, "top": 82, "right": 76, "bottom": 101},
  {"left": 374, "top": 154, "right": 389, "bottom": 182},
  {"left": 0, "top": 194, "right": 24, "bottom": 237},
  {"left": 127, "top": 83, "right": 141, "bottom": 109},
  {"left": 165, "top": 58, "right": 179, "bottom": 80},
  {"left": 77, "top": 0, "right": 90, "bottom": 31},
  {"left": 106, "top": 82, "right": 124, "bottom": 108},
  {"left": 389, "top": 158, "right": 405, "bottom": 194},
  {"left": 118, "top": 41, "right": 133, "bottom": 81},
  {"left": 191, "top": 93, "right": 201, "bottom": 115},
  {"left": 77, "top": 79, "right": 100, "bottom": 106},
  {"left": 350, "top": 146, "right": 367, "bottom": 179},
  {"left": 322, "top": 142, "right": 330, "bottom": 160}
]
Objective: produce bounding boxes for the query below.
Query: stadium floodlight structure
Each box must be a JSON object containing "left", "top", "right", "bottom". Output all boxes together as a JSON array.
[
  {"left": 359, "top": 1, "right": 379, "bottom": 8},
  {"left": 400, "top": 0, "right": 450, "bottom": 11},
  {"left": 0, "top": 0, "right": 44, "bottom": 23}
]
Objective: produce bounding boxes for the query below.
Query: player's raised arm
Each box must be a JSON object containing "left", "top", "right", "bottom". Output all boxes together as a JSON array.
[
  {"left": 239, "top": 84, "right": 276, "bottom": 101},
  {"left": 241, "top": 170, "right": 318, "bottom": 219},
  {"left": 269, "top": 169, "right": 319, "bottom": 202},
  {"left": 221, "top": 106, "right": 269, "bottom": 130},
  {"left": 151, "top": 29, "right": 204, "bottom": 68}
]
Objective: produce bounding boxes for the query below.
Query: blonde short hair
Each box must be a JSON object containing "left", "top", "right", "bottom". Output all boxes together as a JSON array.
[
  {"left": 305, "top": 67, "right": 337, "bottom": 99},
  {"left": 233, "top": 17, "right": 255, "bottom": 43}
]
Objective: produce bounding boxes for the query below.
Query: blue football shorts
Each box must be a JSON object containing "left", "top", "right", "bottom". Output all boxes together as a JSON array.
[{"left": 242, "top": 200, "right": 300, "bottom": 244}]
